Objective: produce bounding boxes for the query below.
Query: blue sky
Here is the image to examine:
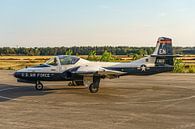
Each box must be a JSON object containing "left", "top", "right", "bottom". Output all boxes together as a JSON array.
[{"left": 0, "top": 0, "right": 195, "bottom": 47}]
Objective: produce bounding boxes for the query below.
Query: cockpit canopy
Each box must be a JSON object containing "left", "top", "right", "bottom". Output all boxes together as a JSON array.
[
  {"left": 45, "top": 55, "right": 80, "bottom": 66},
  {"left": 58, "top": 55, "right": 80, "bottom": 65}
]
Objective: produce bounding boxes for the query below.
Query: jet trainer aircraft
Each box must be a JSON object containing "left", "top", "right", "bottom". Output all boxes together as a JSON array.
[{"left": 14, "top": 37, "right": 174, "bottom": 93}]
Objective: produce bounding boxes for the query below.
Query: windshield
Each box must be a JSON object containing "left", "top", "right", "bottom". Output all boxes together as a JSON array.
[
  {"left": 45, "top": 57, "right": 58, "bottom": 66},
  {"left": 59, "top": 55, "right": 79, "bottom": 65}
]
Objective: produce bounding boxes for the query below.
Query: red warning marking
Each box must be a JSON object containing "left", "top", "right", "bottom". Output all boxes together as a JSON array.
[
  {"left": 159, "top": 40, "right": 172, "bottom": 44},
  {"left": 157, "top": 40, "right": 172, "bottom": 44}
]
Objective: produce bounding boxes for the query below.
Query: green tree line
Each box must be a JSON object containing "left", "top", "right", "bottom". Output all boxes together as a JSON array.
[
  {"left": 0, "top": 46, "right": 155, "bottom": 56},
  {"left": 1, "top": 46, "right": 194, "bottom": 56}
]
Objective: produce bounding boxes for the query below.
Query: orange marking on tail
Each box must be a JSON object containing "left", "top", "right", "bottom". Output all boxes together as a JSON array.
[{"left": 159, "top": 40, "right": 172, "bottom": 44}]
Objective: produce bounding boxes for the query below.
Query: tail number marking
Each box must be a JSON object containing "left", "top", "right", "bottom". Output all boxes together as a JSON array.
[{"left": 159, "top": 49, "right": 166, "bottom": 54}]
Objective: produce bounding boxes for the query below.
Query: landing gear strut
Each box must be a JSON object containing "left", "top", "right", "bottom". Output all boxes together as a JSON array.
[
  {"left": 89, "top": 76, "right": 100, "bottom": 93},
  {"left": 35, "top": 81, "right": 43, "bottom": 90}
]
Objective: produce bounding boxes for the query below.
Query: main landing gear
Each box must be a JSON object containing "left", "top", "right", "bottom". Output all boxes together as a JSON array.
[
  {"left": 89, "top": 83, "right": 99, "bottom": 93},
  {"left": 68, "top": 76, "right": 101, "bottom": 93},
  {"left": 88, "top": 76, "right": 101, "bottom": 93},
  {"left": 68, "top": 76, "right": 100, "bottom": 93},
  {"left": 34, "top": 76, "right": 101, "bottom": 93},
  {"left": 35, "top": 81, "right": 44, "bottom": 91}
]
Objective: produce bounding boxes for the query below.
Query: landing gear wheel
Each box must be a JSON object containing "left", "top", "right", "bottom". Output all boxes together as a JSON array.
[
  {"left": 35, "top": 82, "right": 43, "bottom": 91},
  {"left": 89, "top": 83, "right": 99, "bottom": 93}
]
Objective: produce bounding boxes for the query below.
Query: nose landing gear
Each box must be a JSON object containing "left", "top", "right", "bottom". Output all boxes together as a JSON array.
[{"left": 35, "top": 81, "right": 44, "bottom": 90}]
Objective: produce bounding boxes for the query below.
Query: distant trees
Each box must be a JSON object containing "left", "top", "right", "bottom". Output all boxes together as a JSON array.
[
  {"left": 65, "top": 49, "right": 73, "bottom": 55},
  {"left": 173, "top": 59, "right": 185, "bottom": 73},
  {"left": 183, "top": 47, "right": 195, "bottom": 54},
  {"left": 87, "top": 50, "right": 97, "bottom": 61},
  {"left": 100, "top": 51, "right": 113, "bottom": 62},
  {"left": 173, "top": 59, "right": 195, "bottom": 73},
  {"left": 0, "top": 46, "right": 194, "bottom": 56}
]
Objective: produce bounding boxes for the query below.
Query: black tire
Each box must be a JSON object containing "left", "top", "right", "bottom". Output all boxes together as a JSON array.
[
  {"left": 89, "top": 83, "right": 99, "bottom": 93},
  {"left": 35, "top": 82, "right": 43, "bottom": 90}
]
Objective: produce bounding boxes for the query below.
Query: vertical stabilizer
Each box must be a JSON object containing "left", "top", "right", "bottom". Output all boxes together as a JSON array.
[
  {"left": 152, "top": 37, "right": 174, "bottom": 66},
  {"left": 153, "top": 37, "right": 173, "bottom": 56}
]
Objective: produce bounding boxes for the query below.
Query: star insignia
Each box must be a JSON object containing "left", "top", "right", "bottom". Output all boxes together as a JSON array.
[{"left": 140, "top": 65, "right": 146, "bottom": 71}]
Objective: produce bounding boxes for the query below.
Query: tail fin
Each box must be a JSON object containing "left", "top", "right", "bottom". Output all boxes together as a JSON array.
[
  {"left": 151, "top": 37, "right": 174, "bottom": 66},
  {"left": 153, "top": 37, "right": 173, "bottom": 56}
]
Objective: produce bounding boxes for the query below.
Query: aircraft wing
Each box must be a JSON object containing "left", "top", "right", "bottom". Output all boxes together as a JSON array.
[{"left": 72, "top": 66, "right": 126, "bottom": 78}]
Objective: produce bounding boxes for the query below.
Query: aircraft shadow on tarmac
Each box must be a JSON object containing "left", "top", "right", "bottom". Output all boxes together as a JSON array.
[
  {"left": 0, "top": 84, "right": 53, "bottom": 102},
  {"left": 0, "top": 84, "right": 87, "bottom": 102},
  {"left": 44, "top": 87, "right": 85, "bottom": 91}
]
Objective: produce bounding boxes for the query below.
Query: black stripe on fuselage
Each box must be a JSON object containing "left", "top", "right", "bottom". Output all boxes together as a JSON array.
[
  {"left": 104, "top": 66, "right": 173, "bottom": 75},
  {"left": 14, "top": 71, "right": 83, "bottom": 82}
]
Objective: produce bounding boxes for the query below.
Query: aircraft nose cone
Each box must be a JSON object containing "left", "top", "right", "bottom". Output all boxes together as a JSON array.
[{"left": 14, "top": 71, "right": 21, "bottom": 78}]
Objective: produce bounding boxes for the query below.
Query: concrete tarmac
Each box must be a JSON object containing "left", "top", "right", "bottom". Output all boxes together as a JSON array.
[{"left": 0, "top": 70, "right": 195, "bottom": 129}]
